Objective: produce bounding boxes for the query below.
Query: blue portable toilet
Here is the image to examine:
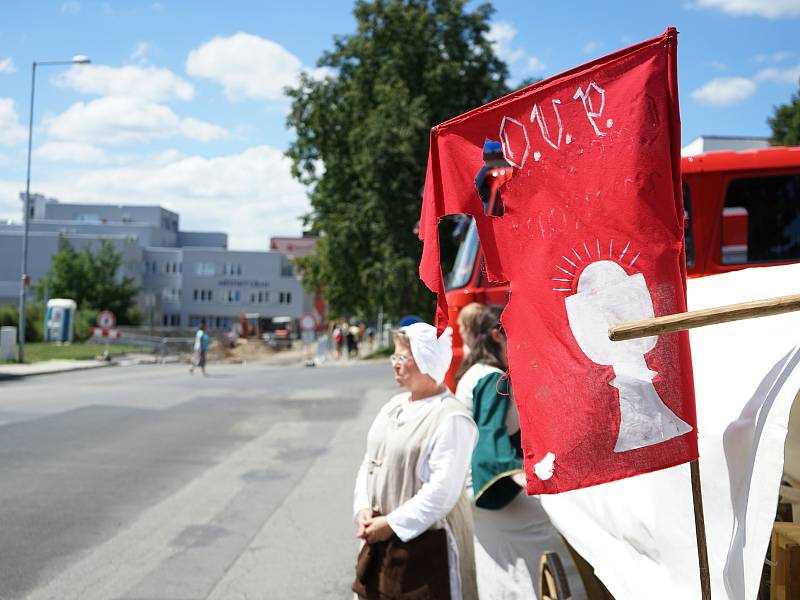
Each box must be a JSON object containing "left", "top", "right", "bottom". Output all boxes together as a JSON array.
[{"left": 45, "top": 299, "right": 77, "bottom": 343}]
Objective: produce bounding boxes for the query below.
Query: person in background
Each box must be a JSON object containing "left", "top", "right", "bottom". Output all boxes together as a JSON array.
[
  {"left": 189, "top": 319, "right": 209, "bottom": 376},
  {"left": 455, "top": 307, "right": 585, "bottom": 600},
  {"left": 352, "top": 322, "right": 478, "bottom": 600},
  {"left": 457, "top": 302, "right": 486, "bottom": 362},
  {"left": 347, "top": 322, "right": 360, "bottom": 358},
  {"left": 366, "top": 326, "right": 376, "bottom": 351},
  {"left": 332, "top": 322, "right": 344, "bottom": 360}
]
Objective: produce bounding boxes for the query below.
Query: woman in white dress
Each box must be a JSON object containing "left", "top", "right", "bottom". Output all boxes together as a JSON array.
[
  {"left": 455, "top": 307, "right": 585, "bottom": 600},
  {"left": 353, "top": 322, "right": 479, "bottom": 600}
]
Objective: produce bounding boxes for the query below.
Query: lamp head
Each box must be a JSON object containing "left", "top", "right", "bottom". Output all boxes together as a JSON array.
[{"left": 71, "top": 55, "right": 91, "bottom": 64}]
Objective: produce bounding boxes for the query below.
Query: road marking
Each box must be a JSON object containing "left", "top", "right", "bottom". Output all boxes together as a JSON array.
[
  {"left": 23, "top": 419, "right": 320, "bottom": 600},
  {"left": 206, "top": 387, "right": 388, "bottom": 599}
]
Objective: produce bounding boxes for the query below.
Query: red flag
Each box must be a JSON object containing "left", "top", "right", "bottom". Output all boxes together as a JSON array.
[{"left": 419, "top": 28, "right": 698, "bottom": 493}]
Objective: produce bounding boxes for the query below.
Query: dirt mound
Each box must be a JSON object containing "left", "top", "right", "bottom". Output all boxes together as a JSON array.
[{"left": 207, "top": 338, "right": 295, "bottom": 363}]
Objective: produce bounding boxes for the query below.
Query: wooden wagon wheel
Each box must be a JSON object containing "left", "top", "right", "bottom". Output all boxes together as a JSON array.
[{"left": 539, "top": 551, "right": 572, "bottom": 600}]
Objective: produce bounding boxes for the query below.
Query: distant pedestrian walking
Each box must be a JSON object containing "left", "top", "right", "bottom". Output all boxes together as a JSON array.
[
  {"left": 347, "top": 323, "right": 360, "bottom": 358},
  {"left": 190, "top": 320, "right": 209, "bottom": 376},
  {"left": 332, "top": 323, "right": 344, "bottom": 360}
]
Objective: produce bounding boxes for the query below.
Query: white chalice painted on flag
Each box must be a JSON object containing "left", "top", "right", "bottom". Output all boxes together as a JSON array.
[{"left": 565, "top": 259, "right": 693, "bottom": 453}]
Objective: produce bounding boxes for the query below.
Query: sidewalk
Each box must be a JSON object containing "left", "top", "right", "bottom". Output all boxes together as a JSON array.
[
  {"left": 0, "top": 345, "right": 388, "bottom": 381},
  {"left": 0, "top": 359, "right": 113, "bottom": 380}
]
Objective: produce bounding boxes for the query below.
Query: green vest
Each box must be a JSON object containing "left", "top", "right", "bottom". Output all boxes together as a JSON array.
[{"left": 470, "top": 370, "right": 524, "bottom": 510}]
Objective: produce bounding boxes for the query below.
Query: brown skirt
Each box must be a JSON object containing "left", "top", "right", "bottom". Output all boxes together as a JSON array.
[{"left": 353, "top": 529, "right": 450, "bottom": 600}]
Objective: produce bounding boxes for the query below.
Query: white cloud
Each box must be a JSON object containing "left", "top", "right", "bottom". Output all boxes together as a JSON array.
[
  {"left": 54, "top": 64, "right": 194, "bottom": 102},
  {"left": 61, "top": 1, "right": 80, "bottom": 13},
  {"left": 0, "top": 180, "right": 22, "bottom": 223},
  {"left": 691, "top": 77, "right": 757, "bottom": 106},
  {"left": 0, "top": 57, "right": 16, "bottom": 74},
  {"left": 754, "top": 64, "right": 800, "bottom": 84},
  {"left": 488, "top": 22, "right": 547, "bottom": 76},
  {"left": 752, "top": 51, "right": 794, "bottom": 64},
  {"left": 34, "top": 141, "right": 109, "bottom": 164},
  {"left": 582, "top": 41, "right": 603, "bottom": 55},
  {"left": 526, "top": 56, "right": 547, "bottom": 74},
  {"left": 488, "top": 22, "right": 524, "bottom": 64},
  {"left": 692, "top": 0, "right": 800, "bottom": 18},
  {"left": 44, "top": 96, "right": 228, "bottom": 145},
  {"left": 7, "top": 146, "right": 310, "bottom": 249},
  {"left": 186, "top": 32, "right": 306, "bottom": 101},
  {"left": 0, "top": 98, "right": 27, "bottom": 146},
  {"left": 129, "top": 42, "right": 153, "bottom": 65}
]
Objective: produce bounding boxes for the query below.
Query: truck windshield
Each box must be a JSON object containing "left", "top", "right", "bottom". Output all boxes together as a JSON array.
[{"left": 446, "top": 217, "right": 479, "bottom": 290}]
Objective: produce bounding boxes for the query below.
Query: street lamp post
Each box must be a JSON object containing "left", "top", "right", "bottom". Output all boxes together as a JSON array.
[{"left": 17, "top": 55, "right": 91, "bottom": 363}]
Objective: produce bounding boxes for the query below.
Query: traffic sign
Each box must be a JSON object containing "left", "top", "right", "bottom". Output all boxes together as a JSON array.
[
  {"left": 97, "top": 311, "right": 116, "bottom": 329},
  {"left": 93, "top": 327, "right": 120, "bottom": 339},
  {"left": 299, "top": 313, "right": 317, "bottom": 332}
]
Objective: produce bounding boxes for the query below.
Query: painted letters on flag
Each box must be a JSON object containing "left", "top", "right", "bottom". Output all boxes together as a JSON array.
[{"left": 419, "top": 28, "right": 698, "bottom": 493}]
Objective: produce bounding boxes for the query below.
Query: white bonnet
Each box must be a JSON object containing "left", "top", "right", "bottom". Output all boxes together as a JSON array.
[{"left": 400, "top": 322, "right": 453, "bottom": 384}]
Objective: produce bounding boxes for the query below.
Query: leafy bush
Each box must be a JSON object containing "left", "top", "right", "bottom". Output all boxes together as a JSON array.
[
  {"left": 73, "top": 308, "right": 97, "bottom": 342},
  {"left": 35, "top": 238, "right": 141, "bottom": 324},
  {"left": 0, "top": 303, "right": 44, "bottom": 342}
]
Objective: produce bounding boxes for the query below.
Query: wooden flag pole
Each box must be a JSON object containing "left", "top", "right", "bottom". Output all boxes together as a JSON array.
[
  {"left": 690, "top": 460, "right": 711, "bottom": 600},
  {"left": 608, "top": 293, "right": 800, "bottom": 342}
]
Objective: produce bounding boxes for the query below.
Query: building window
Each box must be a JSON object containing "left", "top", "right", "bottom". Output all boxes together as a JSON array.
[
  {"left": 207, "top": 290, "right": 213, "bottom": 302},
  {"left": 194, "top": 262, "right": 216, "bottom": 276},
  {"left": 193, "top": 289, "right": 198, "bottom": 301},
  {"left": 223, "top": 263, "right": 243, "bottom": 276},
  {"left": 286, "top": 292, "right": 292, "bottom": 304},
  {"left": 200, "top": 290, "right": 206, "bottom": 301},
  {"left": 721, "top": 174, "right": 800, "bottom": 265}
]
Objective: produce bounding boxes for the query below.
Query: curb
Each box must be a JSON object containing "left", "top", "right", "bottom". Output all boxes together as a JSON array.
[{"left": 0, "top": 361, "right": 114, "bottom": 381}]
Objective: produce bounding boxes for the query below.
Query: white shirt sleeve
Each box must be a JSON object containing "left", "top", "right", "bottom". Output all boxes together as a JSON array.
[
  {"left": 386, "top": 413, "right": 478, "bottom": 542},
  {"left": 352, "top": 452, "right": 370, "bottom": 522}
]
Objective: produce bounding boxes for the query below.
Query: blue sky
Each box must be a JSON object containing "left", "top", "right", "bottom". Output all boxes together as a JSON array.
[{"left": 0, "top": 0, "right": 798, "bottom": 249}]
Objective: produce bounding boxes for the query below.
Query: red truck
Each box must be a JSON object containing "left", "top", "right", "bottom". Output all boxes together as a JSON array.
[{"left": 443, "top": 144, "right": 800, "bottom": 388}]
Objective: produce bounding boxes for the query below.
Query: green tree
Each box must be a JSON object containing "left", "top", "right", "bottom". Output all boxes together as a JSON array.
[
  {"left": 36, "top": 238, "right": 141, "bottom": 324},
  {"left": 286, "top": 0, "right": 509, "bottom": 320},
  {"left": 768, "top": 80, "right": 800, "bottom": 146}
]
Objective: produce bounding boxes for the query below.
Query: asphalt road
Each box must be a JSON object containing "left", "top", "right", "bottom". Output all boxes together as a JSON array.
[{"left": 0, "top": 360, "right": 394, "bottom": 600}]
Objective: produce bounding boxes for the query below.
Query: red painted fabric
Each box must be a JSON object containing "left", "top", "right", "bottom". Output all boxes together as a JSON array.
[{"left": 419, "top": 29, "right": 698, "bottom": 493}]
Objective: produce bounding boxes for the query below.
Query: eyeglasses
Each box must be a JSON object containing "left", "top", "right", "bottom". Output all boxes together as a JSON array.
[{"left": 390, "top": 353, "right": 412, "bottom": 365}]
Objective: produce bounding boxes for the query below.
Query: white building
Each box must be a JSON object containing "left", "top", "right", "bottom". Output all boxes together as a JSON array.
[
  {"left": 681, "top": 135, "right": 769, "bottom": 157},
  {"left": 0, "top": 194, "right": 303, "bottom": 330}
]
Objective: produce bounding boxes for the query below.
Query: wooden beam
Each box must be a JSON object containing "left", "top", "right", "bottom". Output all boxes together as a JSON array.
[{"left": 608, "top": 293, "right": 800, "bottom": 342}]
